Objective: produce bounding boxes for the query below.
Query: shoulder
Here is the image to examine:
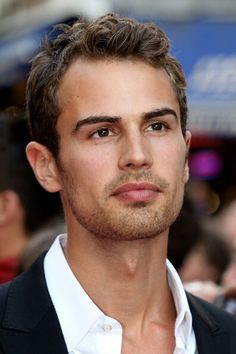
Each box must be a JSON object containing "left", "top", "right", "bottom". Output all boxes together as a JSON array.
[
  {"left": 188, "top": 292, "right": 236, "bottom": 332},
  {"left": 188, "top": 294, "right": 236, "bottom": 353},
  {"left": 0, "top": 253, "right": 50, "bottom": 331},
  {"left": 0, "top": 282, "right": 11, "bottom": 322}
]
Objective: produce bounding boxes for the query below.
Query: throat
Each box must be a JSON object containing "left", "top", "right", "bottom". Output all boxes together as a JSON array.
[{"left": 65, "top": 229, "right": 174, "bottom": 327}]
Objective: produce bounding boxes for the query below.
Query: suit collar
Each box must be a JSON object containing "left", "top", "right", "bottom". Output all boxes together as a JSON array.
[
  {"left": 2, "top": 253, "right": 51, "bottom": 331},
  {"left": 1, "top": 253, "right": 68, "bottom": 354},
  {"left": 0, "top": 256, "right": 232, "bottom": 354},
  {"left": 187, "top": 293, "right": 230, "bottom": 354}
]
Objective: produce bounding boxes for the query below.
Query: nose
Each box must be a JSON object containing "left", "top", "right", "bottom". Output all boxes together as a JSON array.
[{"left": 118, "top": 131, "right": 153, "bottom": 171}]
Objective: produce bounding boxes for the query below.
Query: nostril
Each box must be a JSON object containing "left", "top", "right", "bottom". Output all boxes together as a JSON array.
[{"left": 125, "top": 161, "right": 150, "bottom": 170}]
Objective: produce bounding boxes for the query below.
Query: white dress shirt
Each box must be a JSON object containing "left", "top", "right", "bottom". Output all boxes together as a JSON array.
[{"left": 44, "top": 235, "right": 197, "bottom": 354}]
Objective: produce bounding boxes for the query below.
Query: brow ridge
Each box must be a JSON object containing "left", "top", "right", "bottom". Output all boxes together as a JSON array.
[
  {"left": 73, "top": 107, "right": 177, "bottom": 134},
  {"left": 143, "top": 108, "right": 178, "bottom": 121},
  {"left": 72, "top": 115, "right": 121, "bottom": 134}
]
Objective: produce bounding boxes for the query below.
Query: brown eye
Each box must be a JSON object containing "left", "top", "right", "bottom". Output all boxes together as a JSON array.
[
  {"left": 151, "top": 122, "right": 164, "bottom": 131},
  {"left": 91, "top": 127, "right": 113, "bottom": 138},
  {"left": 146, "top": 122, "right": 167, "bottom": 132},
  {"left": 97, "top": 128, "right": 110, "bottom": 137}
]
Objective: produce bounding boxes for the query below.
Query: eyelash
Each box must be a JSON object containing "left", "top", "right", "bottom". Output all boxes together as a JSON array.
[
  {"left": 89, "top": 127, "right": 115, "bottom": 139},
  {"left": 145, "top": 122, "right": 169, "bottom": 132},
  {"left": 89, "top": 121, "right": 169, "bottom": 139}
]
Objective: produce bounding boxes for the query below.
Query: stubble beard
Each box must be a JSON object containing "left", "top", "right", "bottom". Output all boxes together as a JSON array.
[{"left": 59, "top": 168, "right": 185, "bottom": 242}]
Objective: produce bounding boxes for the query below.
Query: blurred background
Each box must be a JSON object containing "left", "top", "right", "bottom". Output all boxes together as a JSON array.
[{"left": 1, "top": 0, "right": 236, "bottom": 311}]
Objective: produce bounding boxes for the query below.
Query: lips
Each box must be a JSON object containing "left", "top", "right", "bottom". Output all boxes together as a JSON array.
[{"left": 112, "top": 182, "right": 161, "bottom": 202}]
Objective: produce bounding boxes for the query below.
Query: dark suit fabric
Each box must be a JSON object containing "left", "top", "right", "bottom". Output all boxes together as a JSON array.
[{"left": 0, "top": 254, "right": 236, "bottom": 354}]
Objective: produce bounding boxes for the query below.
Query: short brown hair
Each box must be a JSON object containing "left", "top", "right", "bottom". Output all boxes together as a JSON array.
[{"left": 27, "top": 13, "right": 188, "bottom": 156}]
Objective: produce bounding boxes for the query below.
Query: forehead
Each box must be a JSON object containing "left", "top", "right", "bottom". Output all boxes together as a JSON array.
[{"left": 57, "top": 59, "right": 180, "bottom": 120}]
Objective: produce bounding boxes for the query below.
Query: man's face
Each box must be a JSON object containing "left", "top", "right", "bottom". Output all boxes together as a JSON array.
[{"left": 55, "top": 59, "right": 190, "bottom": 241}]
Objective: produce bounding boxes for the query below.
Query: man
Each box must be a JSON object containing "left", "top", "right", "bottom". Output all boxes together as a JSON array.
[
  {"left": 0, "top": 111, "right": 62, "bottom": 283},
  {"left": 0, "top": 13, "right": 235, "bottom": 354}
]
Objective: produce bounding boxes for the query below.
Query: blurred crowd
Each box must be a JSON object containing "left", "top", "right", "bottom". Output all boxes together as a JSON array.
[
  {"left": 168, "top": 184, "right": 236, "bottom": 316},
  {"left": 1, "top": 108, "right": 236, "bottom": 317},
  {"left": 0, "top": 109, "right": 65, "bottom": 282}
]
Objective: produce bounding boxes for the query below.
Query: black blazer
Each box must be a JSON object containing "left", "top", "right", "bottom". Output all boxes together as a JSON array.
[{"left": 0, "top": 254, "right": 236, "bottom": 354}]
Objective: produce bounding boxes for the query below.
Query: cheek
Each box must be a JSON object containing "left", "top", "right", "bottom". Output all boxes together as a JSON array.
[
  {"left": 66, "top": 148, "right": 114, "bottom": 191},
  {"left": 155, "top": 141, "right": 187, "bottom": 180}
]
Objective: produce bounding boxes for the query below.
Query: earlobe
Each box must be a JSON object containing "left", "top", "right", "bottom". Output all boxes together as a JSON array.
[
  {"left": 185, "top": 130, "right": 192, "bottom": 150},
  {"left": 26, "top": 142, "right": 62, "bottom": 193},
  {"left": 184, "top": 130, "right": 191, "bottom": 184},
  {"left": 184, "top": 164, "right": 190, "bottom": 184}
]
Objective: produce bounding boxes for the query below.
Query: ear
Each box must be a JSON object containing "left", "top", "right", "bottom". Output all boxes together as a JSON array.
[
  {"left": 26, "top": 142, "right": 62, "bottom": 193},
  {"left": 183, "top": 130, "right": 191, "bottom": 184},
  {"left": 0, "top": 190, "right": 22, "bottom": 226}
]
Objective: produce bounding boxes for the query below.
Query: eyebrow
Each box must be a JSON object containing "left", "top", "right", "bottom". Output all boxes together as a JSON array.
[
  {"left": 72, "top": 115, "right": 121, "bottom": 134},
  {"left": 143, "top": 108, "right": 178, "bottom": 121},
  {"left": 72, "top": 107, "right": 178, "bottom": 134}
]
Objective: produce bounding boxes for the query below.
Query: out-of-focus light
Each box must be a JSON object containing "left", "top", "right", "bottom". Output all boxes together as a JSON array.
[
  {"left": 189, "top": 150, "right": 223, "bottom": 179},
  {"left": 208, "top": 191, "right": 221, "bottom": 214}
]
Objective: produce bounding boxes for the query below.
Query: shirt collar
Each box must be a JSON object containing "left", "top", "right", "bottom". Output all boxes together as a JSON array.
[
  {"left": 44, "top": 235, "right": 193, "bottom": 353},
  {"left": 44, "top": 234, "right": 103, "bottom": 352},
  {"left": 166, "top": 259, "right": 193, "bottom": 351}
]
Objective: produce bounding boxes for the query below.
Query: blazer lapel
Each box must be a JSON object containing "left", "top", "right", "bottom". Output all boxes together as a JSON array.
[
  {"left": 187, "top": 293, "right": 230, "bottom": 354},
  {"left": 0, "top": 254, "right": 68, "bottom": 354}
]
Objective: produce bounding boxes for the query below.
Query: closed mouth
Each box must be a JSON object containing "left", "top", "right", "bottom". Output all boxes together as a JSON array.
[{"left": 112, "top": 182, "right": 161, "bottom": 203}]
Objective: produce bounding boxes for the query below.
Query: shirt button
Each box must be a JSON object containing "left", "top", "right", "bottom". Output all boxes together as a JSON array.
[{"left": 102, "top": 323, "right": 113, "bottom": 332}]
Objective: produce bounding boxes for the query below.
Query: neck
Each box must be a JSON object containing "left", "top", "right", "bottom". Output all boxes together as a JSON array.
[{"left": 64, "top": 229, "right": 176, "bottom": 330}]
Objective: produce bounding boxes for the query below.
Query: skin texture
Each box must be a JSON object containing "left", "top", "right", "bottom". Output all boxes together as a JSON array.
[
  {"left": 56, "top": 59, "right": 190, "bottom": 242},
  {"left": 27, "top": 59, "right": 191, "bottom": 354}
]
